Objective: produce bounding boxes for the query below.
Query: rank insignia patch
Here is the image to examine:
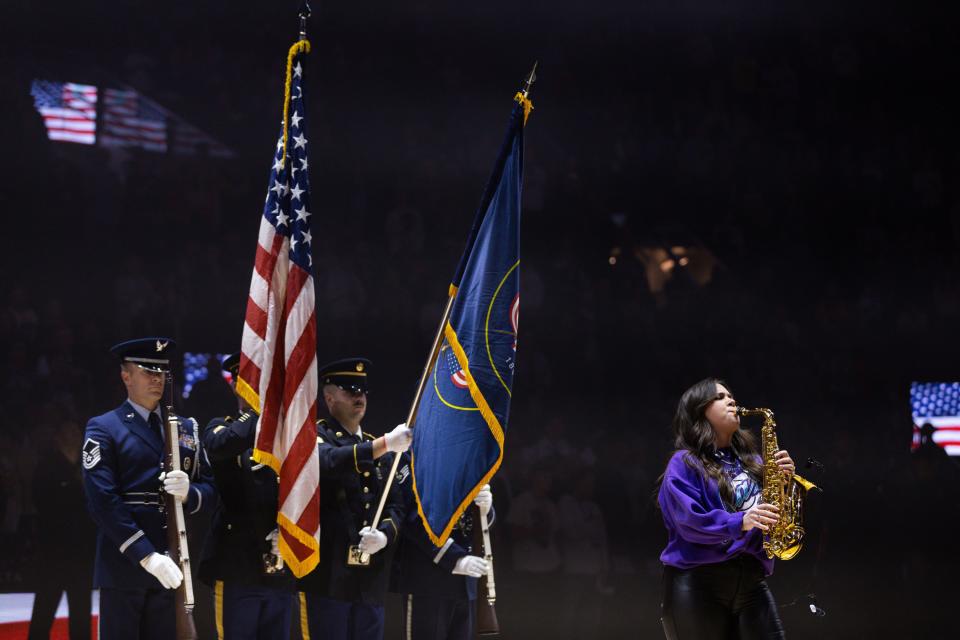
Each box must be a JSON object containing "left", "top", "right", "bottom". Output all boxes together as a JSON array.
[
  {"left": 82, "top": 438, "right": 101, "bottom": 470},
  {"left": 396, "top": 464, "right": 411, "bottom": 485}
]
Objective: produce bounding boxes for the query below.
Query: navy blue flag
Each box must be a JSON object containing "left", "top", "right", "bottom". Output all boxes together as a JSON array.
[{"left": 411, "top": 92, "right": 532, "bottom": 546}]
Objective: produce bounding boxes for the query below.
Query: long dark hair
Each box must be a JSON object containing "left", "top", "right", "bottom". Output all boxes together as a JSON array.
[{"left": 667, "top": 377, "right": 762, "bottom": 508}]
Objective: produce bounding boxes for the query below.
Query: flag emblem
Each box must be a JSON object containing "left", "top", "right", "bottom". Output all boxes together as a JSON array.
[
  {"left": 443, "top": 347, "right": 469, "bottom": 390},
  {"left": 510, "top": 293, "right": 519, "bottom": 351}
]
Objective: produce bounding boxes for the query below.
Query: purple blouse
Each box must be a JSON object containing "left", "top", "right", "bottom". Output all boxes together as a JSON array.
[{"left": 658, "top": 450, "right": 774, "bottom": 576}]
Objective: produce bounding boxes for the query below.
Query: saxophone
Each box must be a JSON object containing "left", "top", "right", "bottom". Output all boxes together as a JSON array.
[{"left": 736, "top": 407, "right": 818, "bottom": 560}]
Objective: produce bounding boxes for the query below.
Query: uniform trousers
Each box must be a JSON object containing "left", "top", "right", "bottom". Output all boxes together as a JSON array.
[
  {"left": 398, "top": 594, "right": 474, "bottom": 640},
  {"left": 28, "top": 582, "right": 92, "bottom": 640},
  {"left": 661, "top": 555, "right": 785, "bottom": 640},
  {"left": 98, "top": 587, "right": 174, "bottom": 640},
  {"left": 214, "top": 581, "right": 295, "bottom": 640},
  {"left": 301, "top": 594, "right": 384, "bottom": 640}
]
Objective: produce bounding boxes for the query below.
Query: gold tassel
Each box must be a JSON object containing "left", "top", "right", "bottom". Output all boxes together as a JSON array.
[
  {"left": 282, "top": 39, "right": 312, "bottom": 169},
  {"left": 513, "top": 92, "right": 534, "bottom": 125}
]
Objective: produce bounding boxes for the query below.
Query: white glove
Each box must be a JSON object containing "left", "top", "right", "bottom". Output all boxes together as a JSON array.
[
  {"left": 160, "top": 470, "right": 190, "bottom": 504},
  {"left": 452, "top": 555, "right": 489, "bottom": 578},
  {"left": 384, "top": 423, "right": 413, "bottom": 453},
  {"left": 265, "top": 529, "right": 280, "bottom": 557},
  {"left": 474, "top": 484, "right": 493, "bottom": 513},
  {"left": 265, "top": 528, "right": 284, "bottom": 570},
  {"left": 140, "top": 552, "right": 183, "bottom": 589},
  {"left": 358, "top": 526, "right": 388, "bottom": 555}
]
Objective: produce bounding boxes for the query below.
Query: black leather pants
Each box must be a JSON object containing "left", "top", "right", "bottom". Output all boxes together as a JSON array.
[{"left": 661, "top": 556, "right": 785, "bottom": 640}]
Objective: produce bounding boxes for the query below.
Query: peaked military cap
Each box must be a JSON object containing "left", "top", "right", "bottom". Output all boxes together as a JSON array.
[
  {"left": 221, "top": 352, "right": 241, "bottom": 376},
  {"left": 318, "top": 357, "right": 371, "bottom": 394},
  {"left": 110, "top": 337, "right": 176, "bottom": 373}
]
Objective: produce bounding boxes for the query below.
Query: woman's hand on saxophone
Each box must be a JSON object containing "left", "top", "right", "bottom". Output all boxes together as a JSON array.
[
  {"left": 774, "top": 450, "right": 795, "bottom": 479},
  {"left": 742, "top": 503, "right": 780, "bottom": 532}
]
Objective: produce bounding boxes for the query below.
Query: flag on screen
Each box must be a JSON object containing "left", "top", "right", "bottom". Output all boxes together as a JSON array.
[
  {"left": 100, "top": 88, "right": 168, "bottom": 152},
  {"left": 411, "top": 91, "right": 532, "bottom": 546},
  {"left": 236, "top": 43, "right": 319, "bottom": 577},
  {"left": 911, "top": 382, "right": 960, "bottom": 456},
  {"left": 30, "top": 80, "right": 97, "bottom": 144},
  {"left": 172, "top": 121, "right": 234, "bottom": 158}
]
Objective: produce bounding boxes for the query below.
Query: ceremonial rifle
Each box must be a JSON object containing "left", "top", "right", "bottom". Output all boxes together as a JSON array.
[
  {"left": 470, "top": 502, "right": 500, "bottom": 635},
  {"left": 163, "top": 369, "right": 198, "bottom": 640}
]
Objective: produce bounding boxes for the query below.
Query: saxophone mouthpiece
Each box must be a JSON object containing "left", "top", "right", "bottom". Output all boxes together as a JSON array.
[{"left": 736, "top": 406, "right": 774, "bottom": 420}]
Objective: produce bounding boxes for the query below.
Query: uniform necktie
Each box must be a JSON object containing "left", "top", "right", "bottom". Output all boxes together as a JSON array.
[{"left": 149, "top": 412, "right": 164, "bottom": 441}]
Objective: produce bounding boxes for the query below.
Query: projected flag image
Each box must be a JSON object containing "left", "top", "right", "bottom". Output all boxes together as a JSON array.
[
  {"left": 911, "top": 382, "right": 960, "bottom": 456},
  {"left": 29, "top": 80, "right": 98, "bottom": 144}
]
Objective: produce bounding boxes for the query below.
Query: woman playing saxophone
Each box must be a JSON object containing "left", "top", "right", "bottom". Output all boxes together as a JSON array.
[{"left": 657, "top": 378, "right": 795, "bottom": 640}]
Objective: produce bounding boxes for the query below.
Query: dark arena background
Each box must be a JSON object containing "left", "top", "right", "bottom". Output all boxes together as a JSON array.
[{"left": 1, "top": 0, "right": 958, "bottom": 638}]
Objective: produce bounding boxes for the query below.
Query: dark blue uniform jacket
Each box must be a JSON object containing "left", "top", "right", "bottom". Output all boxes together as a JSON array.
[
  {"left": 390, "top": 453, "right": 494, "bottom": 601},
  {"left": 296, "top": 418, "right": 406, "bottom": 604},
  {"left": 199, "top": 411, "right": 293, "bottom": 590},
  {"left": 82, "top": 401, "right": 216, "bottom": 589}
]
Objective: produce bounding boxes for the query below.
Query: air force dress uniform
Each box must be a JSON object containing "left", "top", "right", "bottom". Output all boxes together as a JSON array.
[
  {"left": 298, "top": 359, "right": 407, "bottom": 640},
  {"left": 82, "top": 338, "right": 216, "bottom": 640},
  {"left": 199, "top": 353, "right": 295, "bottom": 640},
  {"left": 391, "top": 452, "right": 495, "bottom": 640}
]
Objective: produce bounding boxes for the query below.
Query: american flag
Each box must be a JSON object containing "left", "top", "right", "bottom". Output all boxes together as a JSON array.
[
  {"left": 100, "top": 88, "right": 167, "bottom": 152},
  {"left": 443, "top": 345, "right": 468, "bottom": 389},
  {"left": 911, "top": 382, "right": 960, "bottom": 456},
  {"left": 172, "top": 121, "right": 234, "bottom": 158},
  {"left": 30, "top": 80, "right": 97, "bottom": 144},
  {"left": 236, "top": 54, "right": 319, "bottom": 577}
]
